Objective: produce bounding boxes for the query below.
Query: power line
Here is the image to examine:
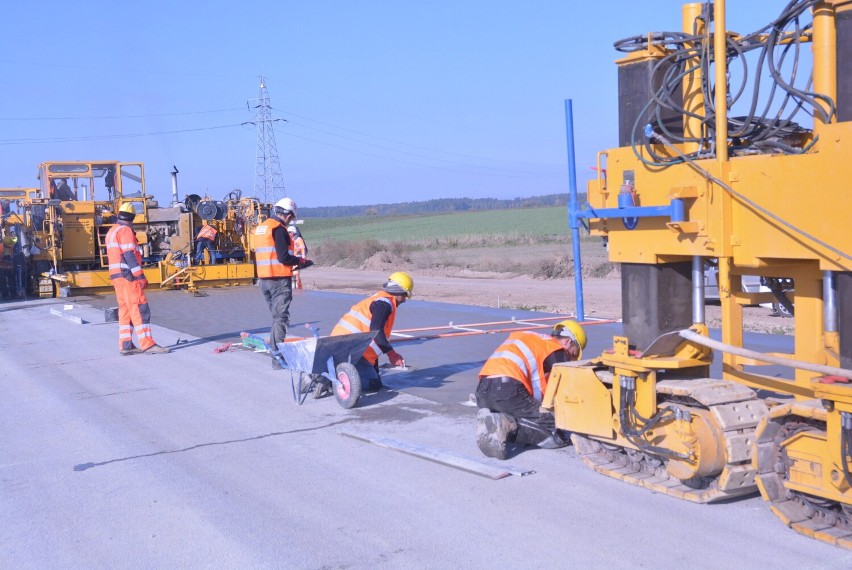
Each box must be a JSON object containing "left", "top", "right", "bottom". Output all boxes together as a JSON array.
[
  {"left": 272, "top": 107, "right": 563, "bottom": 168},
  {"left": 0, "top": 123, "right": 245, "bottom": 146},
  {"left": 0, "top": 58, "right": 255, "bottom": 80},
  {"left": 277, "top": 118, "right": 561, "bottom": 176},
  {"left": 273, "top": 126, "right": 563, "bottom": 179}
]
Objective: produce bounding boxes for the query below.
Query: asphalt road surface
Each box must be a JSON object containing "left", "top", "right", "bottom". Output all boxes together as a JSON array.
[{"left": 1, "top": 287, "right": 848, "bottom": 569}]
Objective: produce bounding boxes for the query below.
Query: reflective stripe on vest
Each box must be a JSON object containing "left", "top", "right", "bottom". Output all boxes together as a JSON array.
[
  {"left": 478, "top": 332, "right": 563, "bottom": 401},
  {"left": 254, "top": 218, "right": 293, "bottom": 278},
  {"left": 330, "top": 292, "right": 397, "bottom": 364},
  {"left": 105, "top": 223, "right": 143, "bottom": 281}
]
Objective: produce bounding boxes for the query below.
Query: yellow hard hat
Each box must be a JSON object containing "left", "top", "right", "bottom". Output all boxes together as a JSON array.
[
  {"left": 118, "top": 202, "right": 136, "bottom": 214},
  {"left": 385, "top": 271, "right": 414, "bottom": 297},
  {"left": 552, "top": 319, "right": 587, "bottom": 353}
]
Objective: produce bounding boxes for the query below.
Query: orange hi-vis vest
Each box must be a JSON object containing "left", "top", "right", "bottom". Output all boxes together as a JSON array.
[
  {"left": 331, "top": 291, "right": 398, "bottom": 365},
  {"left": 292, "top": 235, "right": 306, "bottom": 257},
  {"left": 478, "top": 331, "right": 566, "bottom": 401},
  {"left": 105, "top": 223, "right": 144, "bottom": 281},
  {"left": 254, "top": 218, "right": 293, "bottom": 278},
  {"left": 197, "top": 225, "right": 218, "bottom": 241}
]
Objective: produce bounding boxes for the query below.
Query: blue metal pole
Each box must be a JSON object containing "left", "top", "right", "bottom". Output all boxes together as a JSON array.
[{"left": 564, "top": 99, "right": 584, "bottom": 322}]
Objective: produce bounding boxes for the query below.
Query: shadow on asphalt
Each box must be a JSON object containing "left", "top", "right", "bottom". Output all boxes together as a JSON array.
[{"left": 386, "top": 361, "right": 485, "bottom": 389}]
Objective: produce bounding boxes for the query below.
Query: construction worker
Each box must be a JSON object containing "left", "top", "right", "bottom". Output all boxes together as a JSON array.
[
  {"left": 254, "top": 197, "right": 311, "bottom": 369},
  {"left": 474, "top": 319, "right": 587, "bottom": 460},
  {"left": 286, "top": 223, "right": 307, "bottom": 289},
  {"left": 106, "top": 202, "right": 170, "bottom": 355},
  {"left": 194, "top": 220, "right": 218, "bottom": 265},
  {"left": 330, "top": 271, "right": 413, "bottom": 391},
  {"left": 0, "top": 235, "right": 16, "bottom": 300},
  {"left": 51, "top": 178, "right": 76, "bottom": 201}
]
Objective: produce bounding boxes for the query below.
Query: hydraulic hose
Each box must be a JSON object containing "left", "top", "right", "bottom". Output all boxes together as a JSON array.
[{"left": 679, "top": 329, "right": 852, "bottom": 380}]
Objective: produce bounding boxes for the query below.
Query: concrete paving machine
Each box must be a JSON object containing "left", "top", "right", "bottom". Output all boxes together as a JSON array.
[
  {"left": 545, "top": 0, "right": 852, "bottom": 547},
  {"left": 1, "top": 161, "right": 265, "bottom": 297}
]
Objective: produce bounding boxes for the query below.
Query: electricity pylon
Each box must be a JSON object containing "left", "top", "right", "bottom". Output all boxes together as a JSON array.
[{"left": 249, "top": 76, "right": 286, "bottom": 204}]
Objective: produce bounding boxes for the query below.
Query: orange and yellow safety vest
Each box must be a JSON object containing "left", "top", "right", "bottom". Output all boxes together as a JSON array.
[
  {"left": 254, "top": 218, "right": 293, "bottom": 278},
  {"left": 478, "top": 331, "right": 566, "bottom": 401},
  {"left": 331, "top": 291, "right": 398, "bottom": 365},
  {"left": 105, "top": 222, "right": 144, "bottom": 281},
  {"left": 197, "top": 224, "right": 218, "bottom": 241}
]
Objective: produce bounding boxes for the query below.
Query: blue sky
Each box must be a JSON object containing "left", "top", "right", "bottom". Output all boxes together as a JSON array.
[{"left": 1, "top": 1, "right": 786, "bottom": 207}]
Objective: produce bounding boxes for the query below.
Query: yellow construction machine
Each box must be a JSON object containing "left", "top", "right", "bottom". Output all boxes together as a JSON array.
[
  {"left": 545, "top": 0, "right": 852, "bottom": 547},
  {"left": 2, "top": 161, "right": 265, "bottom": 297}
]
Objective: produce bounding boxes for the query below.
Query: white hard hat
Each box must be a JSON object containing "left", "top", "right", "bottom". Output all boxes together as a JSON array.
[{"left": 274, "top": 197, "right": 297, "bottom": 219}]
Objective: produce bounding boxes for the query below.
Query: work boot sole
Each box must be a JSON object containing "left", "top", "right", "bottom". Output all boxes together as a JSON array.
[
  {"left": 120, "top": 348, "right": 142, "bottom": 356},
  {"left": 476, "top": 408, "right": 512, "bottom": 460}
]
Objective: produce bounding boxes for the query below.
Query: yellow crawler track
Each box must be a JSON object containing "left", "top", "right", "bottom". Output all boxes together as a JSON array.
[
  {"left": 572, "top": 378, "right": 768, "bottom": 503},
  {"left": 755, "top": 401, "right": 852, "bottom": 549}
]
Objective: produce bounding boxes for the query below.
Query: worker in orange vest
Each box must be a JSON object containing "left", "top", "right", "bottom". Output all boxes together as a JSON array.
[
  {"left": 475, "top": 320, "right": 587, "bottom": 459},
  {"left": 106, "top": 203, "right": 170, "bottom": 355},
  {"left": 286, "top": 223, "right": 307, "bottom": 289},
  {"left": 330, "top": 271, "right": 413, "bottom": 391},
  {"left": 254, "top": 197, "right": 311, "bottom": 369},
  {"left": 193, "top": 221, "right": 218, "bottom": 265}
]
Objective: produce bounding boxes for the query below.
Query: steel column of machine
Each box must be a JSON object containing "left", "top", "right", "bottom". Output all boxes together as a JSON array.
[
  {"left": 825, "top": 270, "right": 838, "bottom": 333},
  {"left": 565, "top": 98, "right": 585, "bottom": 322},
  {"left": 813, "top": 1, "right": 837, "bottom": 133},
  {"left": 682, "top": 2, "right": 706, "bottom": 154},
  {"left": 692, "top": 256, "right": 705, "bottom": 324},
  {"left": 714, "top": 0, "right": 728, "bottom": 162}
]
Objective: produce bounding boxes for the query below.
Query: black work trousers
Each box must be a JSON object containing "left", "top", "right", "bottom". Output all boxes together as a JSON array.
[
  {"left": 260, "top": 277, "right": 293, "bottom": 351},
  {"left": 475, "top": 376, "right": 557, "bottom": 446}
]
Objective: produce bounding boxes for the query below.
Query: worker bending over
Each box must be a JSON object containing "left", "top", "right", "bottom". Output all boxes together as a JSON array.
[
  {"left": 331, "top": 271, "right": 413, "bottom": 391},
  {"left": 475, "top": 320, "right": 586, "bottom": 460},
  {"left": 106, "top": 203, "right": 170, "bottom": 355}
]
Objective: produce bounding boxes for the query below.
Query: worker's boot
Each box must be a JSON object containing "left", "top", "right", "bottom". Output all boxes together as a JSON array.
[
  {"left": 537, "top": 432, "right": 570, "bottom": 449},
  {"left": 143, "top": 344, "right": 171, "bottom": 354},
  {"left": 475, "top": 408, "right": 517, "bottom": 460}
]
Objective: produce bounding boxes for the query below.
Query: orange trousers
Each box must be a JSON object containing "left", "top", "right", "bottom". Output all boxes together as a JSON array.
[{"left": 112, "top": 278, "right": 156, "bottom": 351}]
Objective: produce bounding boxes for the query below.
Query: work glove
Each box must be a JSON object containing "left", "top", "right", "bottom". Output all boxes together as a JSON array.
[
  {"left": 298, "top": 258, "right": 314, "bottom": 269},
  {"left": 387, "top": 350, "right": 405, "bottom": 368},
  {"left": 138, "top": 278, "right": 149, "bottom": 290}
]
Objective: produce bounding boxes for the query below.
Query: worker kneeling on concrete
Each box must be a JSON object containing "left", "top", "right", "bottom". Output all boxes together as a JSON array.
[
  {"left": 475, "top": 320, "right": 586, "bottom": 460},
  {"left": 330, "top": 271, "right": 413, "bottom": 392}
]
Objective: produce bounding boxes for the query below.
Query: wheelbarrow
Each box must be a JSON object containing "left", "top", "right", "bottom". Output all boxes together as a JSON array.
[{"left": 276, "top": 331, "right": 377, "bottom": 409}]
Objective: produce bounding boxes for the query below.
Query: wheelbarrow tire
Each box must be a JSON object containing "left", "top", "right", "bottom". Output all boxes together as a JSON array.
[{"left": 334, "top": 362, "right": 362, "bottom": 409}]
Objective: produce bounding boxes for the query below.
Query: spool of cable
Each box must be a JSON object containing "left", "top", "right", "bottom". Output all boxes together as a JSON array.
[{"left": 196, "top": 200, "right": 219, "bottom": 220}]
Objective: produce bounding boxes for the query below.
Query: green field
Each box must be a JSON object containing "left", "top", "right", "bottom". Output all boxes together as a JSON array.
[{"left": 301, "top": 206, "right": 573, "bottom": 244}]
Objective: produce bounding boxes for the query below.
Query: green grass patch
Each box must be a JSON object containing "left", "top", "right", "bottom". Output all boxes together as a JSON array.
[{"left": 301, "top": 206, "right": 575, "bottom": 244}]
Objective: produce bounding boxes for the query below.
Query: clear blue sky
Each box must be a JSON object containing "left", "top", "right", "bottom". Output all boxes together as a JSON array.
[{"left": 1, "top": 1, "right": 783, "bottom": 208}]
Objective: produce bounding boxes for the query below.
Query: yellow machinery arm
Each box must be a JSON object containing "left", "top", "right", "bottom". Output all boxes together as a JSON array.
[{"left": 547, "top": 0, "right": 852, "bottom": 547}]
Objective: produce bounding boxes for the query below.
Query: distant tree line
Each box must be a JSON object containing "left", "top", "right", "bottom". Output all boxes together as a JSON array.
[{"left": 301, "top": 193, "right": 585, "bottom": 218}]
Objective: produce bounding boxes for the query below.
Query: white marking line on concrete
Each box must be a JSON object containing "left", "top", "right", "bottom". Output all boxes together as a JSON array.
[
  {"left": 50, "top": 309, "right": 85, "bottom": 325},
  {"left": 338, "top": 430, "right": 534, "bottom": 479}
]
